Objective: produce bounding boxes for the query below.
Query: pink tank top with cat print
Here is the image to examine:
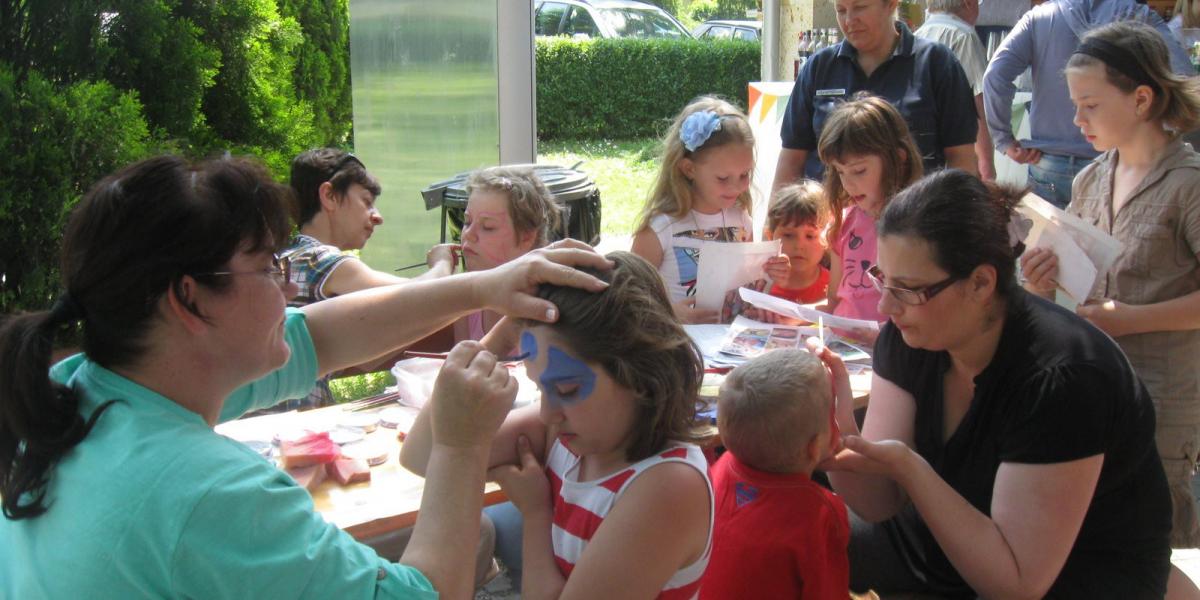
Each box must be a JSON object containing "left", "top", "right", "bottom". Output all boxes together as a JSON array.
[{"left": 833, "top": 206, "right": 885, "bottom": 322}]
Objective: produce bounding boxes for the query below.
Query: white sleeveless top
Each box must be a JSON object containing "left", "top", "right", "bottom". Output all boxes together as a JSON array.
[
  {"left": 546, "top": 440, "right": 714, "bottom": 599},
  {"left": 650, "top": 207, "right": 752, "bottom": 303}
]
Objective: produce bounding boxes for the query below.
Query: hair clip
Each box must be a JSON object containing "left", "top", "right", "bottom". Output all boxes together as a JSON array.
[{"left": 680, "top": 111, "right": 725, "bottom": 152}]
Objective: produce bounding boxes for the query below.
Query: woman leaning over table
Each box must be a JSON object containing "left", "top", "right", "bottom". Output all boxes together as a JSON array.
[
  {"left": 821, "top": 169, "right": 1171, "bottom": 598},
  {"left": 0, "top": 154, "right": 611, "bottom": 600}
]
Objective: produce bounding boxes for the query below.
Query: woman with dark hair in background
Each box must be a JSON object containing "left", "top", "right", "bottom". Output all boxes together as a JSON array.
[
  {"left": 821, "top": 169, "right": 1171, "bottom": 598},
  {"left": 0, "top": 154, "right": 611, "bottom": 599}
]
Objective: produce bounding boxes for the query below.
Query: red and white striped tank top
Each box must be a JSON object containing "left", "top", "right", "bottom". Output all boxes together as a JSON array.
[{"left": 546, "top": 439, "right": 714, "bottom": 599}]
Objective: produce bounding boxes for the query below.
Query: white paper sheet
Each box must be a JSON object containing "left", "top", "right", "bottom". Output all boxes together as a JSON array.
[
  {"left": 694, "top": 240, "right": 781, "bottom": 310},
  {"left": 1034, "top": 226, "right": 1096, "bottom": 301},
  {"left": 1015, "top": 192, "right": 1122, "bottom": 301},
  {"left": 738, "top": 287, "right": 880, "bottom": 333}
]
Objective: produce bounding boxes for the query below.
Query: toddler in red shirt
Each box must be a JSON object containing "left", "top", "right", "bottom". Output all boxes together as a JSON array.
[
  {"left": 722, "top": 181, "right": 830, "bottom": 323},
  {"left": 702, "top": 348, "right": 849, "bottom": 599}
]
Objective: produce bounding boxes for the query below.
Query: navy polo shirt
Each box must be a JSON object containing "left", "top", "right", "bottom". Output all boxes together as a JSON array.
[{"left": 781, "top": 21, "right": 977, "bottom": 180}]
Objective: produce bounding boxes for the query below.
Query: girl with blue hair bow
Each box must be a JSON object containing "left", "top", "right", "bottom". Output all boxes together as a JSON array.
[{"left": 631, "top": 96, "right": 758, "bottom": 323}]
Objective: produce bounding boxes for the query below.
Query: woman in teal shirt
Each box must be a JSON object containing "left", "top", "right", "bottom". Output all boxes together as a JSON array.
[{"left": 0, "top": 155, "right": 610, "bottom": 599}]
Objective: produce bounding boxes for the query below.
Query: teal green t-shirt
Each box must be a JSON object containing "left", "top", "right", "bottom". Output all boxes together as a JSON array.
[{"left": 0, "top": 309, "right": 437, "bottom": 599}]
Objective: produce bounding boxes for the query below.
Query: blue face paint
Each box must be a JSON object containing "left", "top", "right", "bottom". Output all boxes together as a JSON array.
[
  {"left": 539, "top": 346, "right": 597, "bottom": 407},
  {"left": 520, "top": 330, "right": 538, "bottom": 362}
]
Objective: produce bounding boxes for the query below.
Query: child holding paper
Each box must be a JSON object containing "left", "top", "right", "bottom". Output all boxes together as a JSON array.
[
  {"left": 1022, "top": 21, "right": 1200, "bottom": 552},
  {"left": 632, "top": 96, "right": 755, "bottom": 323},
  {"left": 818, "top": 95, "right": 923, "bottom": 325},
  {"left": 721, "top": 181, "right": 831, "bottom": 323}
]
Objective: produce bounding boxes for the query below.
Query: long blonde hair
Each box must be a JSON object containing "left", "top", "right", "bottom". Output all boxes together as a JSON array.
[
  {"left": 817, "top": 94, "right": 923, "bottom": 245},
  {"left": 636, "top": 96, "right": 755, "bottom": 232},
  {"left": 1174, "top": 0, "right": 1200, "bottom": 28}
]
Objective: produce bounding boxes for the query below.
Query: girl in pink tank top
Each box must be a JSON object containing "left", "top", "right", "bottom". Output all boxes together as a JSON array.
[{"left": 817, "top": 95, "right": 925, "bottom": 335}]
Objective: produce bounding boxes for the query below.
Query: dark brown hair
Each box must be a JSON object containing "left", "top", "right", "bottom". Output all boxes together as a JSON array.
[
  {"left": 817, "top": 94, "right": 923, "bottom": 245},
  {"left": 519, "top": 251, "right": 706, "bottom": 461},
  {"left": 0, "top": 155, "right": 291, "bottom": 519},
  {"left": 879, "top": 169, "right": 1027, "bottom": 298},
  {"left": 289, "top": 148, "right": 382, "bottom": 227}
]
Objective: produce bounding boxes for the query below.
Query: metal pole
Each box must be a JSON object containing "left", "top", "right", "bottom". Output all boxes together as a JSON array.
[{"left": 762, "top": 0, "right": 781, "bottom": 81}]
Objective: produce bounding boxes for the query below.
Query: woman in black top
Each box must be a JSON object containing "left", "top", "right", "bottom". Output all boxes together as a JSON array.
[{"left": 822, "top": 169, "right": 1171, "bottom": 598}]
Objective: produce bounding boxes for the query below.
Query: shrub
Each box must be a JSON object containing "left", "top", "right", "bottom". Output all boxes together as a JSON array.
[
  {"left": 0, "top": 64, "right": 150, "bottom": 313},
  {"left": 536, "top": 37, "right": 760, "bottom": 140}
]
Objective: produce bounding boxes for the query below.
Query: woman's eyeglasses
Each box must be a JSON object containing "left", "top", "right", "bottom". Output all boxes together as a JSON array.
[
  {"left": 866, "top": 265, "right": 958, "bottom": 306},
  {"left": 197, "top": 255, "right": 292, "bottom": 287}
]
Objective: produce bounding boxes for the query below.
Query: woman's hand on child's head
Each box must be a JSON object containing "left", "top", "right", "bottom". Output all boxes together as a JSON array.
[
  {"left": 477, "top": 239, "right": 613, "bottom": 323},
  {"left": 1020, "top": 247, "right": 1059, "bottom": 294},
  {"left": 430, "top": 341, "right": 518, "bottom": 449},
  {"left": 487, "top": 435, "right": 553, "bottom": 518},
  {"left": 763, "top": 255, "right": 791, "bottom": 281},
  {"left": 673, "top": 297, "right": 719, "bottom": 324},
  {"left": 426, "top": 243, "right": 461, "bottom": 272}
]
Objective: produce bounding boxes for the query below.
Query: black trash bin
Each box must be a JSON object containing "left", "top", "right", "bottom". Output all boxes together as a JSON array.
[{"left": 421, "top": 164, "right": 601, "bottom": 246}]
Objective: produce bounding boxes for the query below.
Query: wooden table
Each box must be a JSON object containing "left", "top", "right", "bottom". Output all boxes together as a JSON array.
[{"left": 215, "top": 403, "right": 505, "bottom": 541}]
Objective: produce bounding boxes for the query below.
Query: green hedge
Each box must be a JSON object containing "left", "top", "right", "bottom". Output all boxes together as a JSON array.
[{"left": 536, "top": 37, "right": 761, "bottom": 140}]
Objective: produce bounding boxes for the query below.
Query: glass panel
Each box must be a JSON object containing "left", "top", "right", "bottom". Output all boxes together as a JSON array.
[
  {"left": 735, "top": 27, "right": 758, "bottom": 41},
  {"left": 564, "top": 7, "right": 599, "bottom": 38},
  {"left": 598, "top": 7, "right": 689, "bottom": 38},
  {"left": 536, "top": 2, "right": 568, "bottom": 36},
  {"left": 709, "top": 26, "right": 733, "bottom": 39},
  {"left": 350, "top": 0, "right": 500, "bottom": 270}
]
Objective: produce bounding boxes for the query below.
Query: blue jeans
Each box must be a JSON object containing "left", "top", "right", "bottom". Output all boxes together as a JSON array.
[
  {"left": 484, "top": 501, "right": 524, "bottom": 587},
  {"left": 1027, "top": 153, "right": 1092, "bottom": 210}
]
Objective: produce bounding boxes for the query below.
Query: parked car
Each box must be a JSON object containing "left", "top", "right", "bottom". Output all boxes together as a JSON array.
[
  {"left": 534, "top": 0, "right": 693, "bottom": 40},
  {"left": 692, "top": 19, "right": 761, "bottom": 41}
]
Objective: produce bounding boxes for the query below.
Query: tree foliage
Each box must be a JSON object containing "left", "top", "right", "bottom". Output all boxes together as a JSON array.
[{"left": 0, "top": 0, "right": 352, "bottom": 312}]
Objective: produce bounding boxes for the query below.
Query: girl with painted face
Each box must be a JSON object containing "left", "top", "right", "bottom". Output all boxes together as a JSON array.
[
  {"left": 1021, "top": 20, "right": 1200, "bottom": 562},
  {"left": 817, "top": 94, "right": 923, "bottom": 331},
  {"left": 403, "top": 252, "right": 714, "bottom": 599},
  {"left": 631, "top": 95, "right": 756, "bottom": 324},
  {"left": 454, "top": 166, "right": 563, "bottom": 343}
]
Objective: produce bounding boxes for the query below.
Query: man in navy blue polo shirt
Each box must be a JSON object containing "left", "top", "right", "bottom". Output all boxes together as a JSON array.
[{"left": 772, "top": 0, "right": 978, "bottom": 188}]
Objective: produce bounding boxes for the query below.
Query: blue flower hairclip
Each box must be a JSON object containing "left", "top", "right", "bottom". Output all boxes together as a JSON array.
[{"left": 680, "top": 110, "right": 725, "bottom": 152}]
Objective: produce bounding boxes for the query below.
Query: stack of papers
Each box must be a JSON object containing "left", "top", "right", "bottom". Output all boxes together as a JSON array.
[{"left": 1014, "top": 193, "right": 1123, "bottom": 304}]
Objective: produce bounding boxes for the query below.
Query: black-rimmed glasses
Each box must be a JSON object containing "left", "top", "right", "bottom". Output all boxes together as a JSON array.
[
  {"left": 866, "top": 264, "right": 959, "bottom": 306},
  {"left": 197, "top": 255, "right": 291, "bottom": 288}
]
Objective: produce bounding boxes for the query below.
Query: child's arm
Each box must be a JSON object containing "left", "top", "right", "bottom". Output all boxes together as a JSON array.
[
  {"left": 632, "top": 226, "right": 718, "bottom": 323},
  {"left": 489, "top": 436, "right": 567, "bottom": 600},
  {"left": 554, "top": 463, "right": 710, "bottom": 599},
  {"left": 630, "top": 227, "right": 664, "bottom": 268},
  {"left": 1077, "top": 290, "right": 1200, "bottom": 338},
  {"left": 824, "top": 253, "right": 842, "bottom": 311},
  {"left": 400, "top": 376, "right": 548, "bottom": 477}
]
